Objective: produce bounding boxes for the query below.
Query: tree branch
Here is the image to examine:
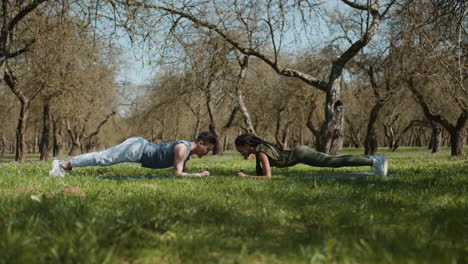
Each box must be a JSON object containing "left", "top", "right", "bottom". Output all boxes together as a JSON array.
[
  {"left": 341, "top": 0, "right": 369, "bottom": 11},
  {"left": 86, "top": 111, "right": 117, "bottom": 139},
  {"left": 6, "top": 39, "right": 35, "bottom": 58},
  {"left": 407, "top": 76, "right": 454, "bottom": 131},
  {"left": 8, "top": 0, "right": 49, "bottom": 31},
  {"left": 120, "top": 0, "right": 329, "bottom": 91}
]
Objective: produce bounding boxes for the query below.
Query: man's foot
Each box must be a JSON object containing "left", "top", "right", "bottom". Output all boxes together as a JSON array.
[
  {"left": 370, "top": 155, "right": 388, "bottom": 177},
  {"left": 49, "top": 160, "right": 68, "bottom": 177}
]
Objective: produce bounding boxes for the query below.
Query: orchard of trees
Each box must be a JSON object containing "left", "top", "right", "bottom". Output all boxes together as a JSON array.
[{"left": 0, "top": 0, "right": 466, "bottom": 163}]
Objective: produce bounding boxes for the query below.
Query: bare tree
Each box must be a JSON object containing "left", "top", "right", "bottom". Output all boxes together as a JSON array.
[
  {"left": 396, "top": 0, "right": 467, "bottom": 155},
  {"left": 104, "top": 0, "right": 395, "bottom": 155},
  {"left": 1, "top": 1, "right": 52, "bottom": 162}
]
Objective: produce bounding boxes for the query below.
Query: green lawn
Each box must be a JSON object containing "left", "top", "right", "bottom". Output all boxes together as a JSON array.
[{"left": 0, "top": 148, "right": 467, "bottom": 263}]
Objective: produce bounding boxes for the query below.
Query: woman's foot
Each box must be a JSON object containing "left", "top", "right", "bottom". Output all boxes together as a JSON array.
[{"left": 370, "top": 155, "right": 388, "bottom": 176}]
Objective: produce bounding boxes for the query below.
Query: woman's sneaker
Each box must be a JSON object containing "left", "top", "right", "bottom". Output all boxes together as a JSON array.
[
  {"left": 49, "top": 160, "right": 68, "bottom": 177},
  {"left": 370, "top": 155, "right": 388, "bottom": 177}
]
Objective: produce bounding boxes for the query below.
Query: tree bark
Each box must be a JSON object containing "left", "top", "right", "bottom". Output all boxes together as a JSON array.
[
  {"left": 275, "top": 106, "right": 290, "bottom": 150},
  {"left": 450, "top": 127, "right": 466, "bottom": 156},
  {"left": 0, "top": 133, "right": 5, "bottom": 157},
  {"left": 52, "top": 117, "right": 64, "bottom": 157},
  {"left": 67, "top": 118, "right": 85, "bottom": 156},
  {"left": 39, "top": 98, "right": 51, "bottom": 160},
  {"left": 235, "top": 56, "right": 256, "bottom": 135},
  {"left": 15, "top": 101, "right": 28, "bottom": 162},
  {"left": 193, "top": 118, "right": 201, "bottom": 140},
  {"left": 318, "top": 67, "right": 344, "bottom": 155},
  {"left": 306, "top": 104, "right": 320, "bottom": 149},
  {"left": 429, "top": 121, "right": 442, "bottom": 153},
  {"left": 365, "top": 101, "right": 385, "bottom": 155},
  {"left": 205, "top": 87, "right": 222, "bottom": 155}
]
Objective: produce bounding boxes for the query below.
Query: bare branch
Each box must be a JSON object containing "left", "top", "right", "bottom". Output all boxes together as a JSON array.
[
  {"left": 341, "top": 0, "right": 369, "bottom": 11},
  {"left": 8, "top": 0, "right": 49, "bottom": 31},
  {"left": 118, "top": 0, "right": 329, "bottom": 91},
  {"left": 86, "top": 111, "right": 117, "bottom": 139}
]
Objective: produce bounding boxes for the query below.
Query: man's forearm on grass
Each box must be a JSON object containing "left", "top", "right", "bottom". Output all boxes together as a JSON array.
[{"left": 174, "top": 171, "right": 207, "bottom": 177}]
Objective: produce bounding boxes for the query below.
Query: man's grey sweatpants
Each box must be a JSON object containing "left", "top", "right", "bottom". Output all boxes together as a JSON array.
[{"left": 70, "top": 137, "right": 148, "bottom": 168}]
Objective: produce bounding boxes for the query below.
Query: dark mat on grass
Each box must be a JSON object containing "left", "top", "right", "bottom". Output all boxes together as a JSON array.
[
  {"left": 286, "top": 172, "right": 395, "bottom": 180},
  {"left": 96, "top": 173, "right": 394, "bottom": 180},
  {"left": 96, "top": 175, "right": 174, "bottom": 180}
]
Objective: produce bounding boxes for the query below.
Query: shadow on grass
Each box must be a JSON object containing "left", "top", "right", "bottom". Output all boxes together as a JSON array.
[
  {"left": 103, "top": 187, "right": 468, "bottom": 263},
  {"left": 96, "top": 175, "right": 175, "bottom": 180}
]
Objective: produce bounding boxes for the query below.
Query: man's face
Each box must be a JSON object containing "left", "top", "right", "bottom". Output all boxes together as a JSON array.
[{"left": 196, "top": 141, "right": 214, "bottom": 158}]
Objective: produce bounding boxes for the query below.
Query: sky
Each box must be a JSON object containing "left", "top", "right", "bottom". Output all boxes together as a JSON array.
[{"left": 116, "top": 0, "right": 341, "bottom": 86}]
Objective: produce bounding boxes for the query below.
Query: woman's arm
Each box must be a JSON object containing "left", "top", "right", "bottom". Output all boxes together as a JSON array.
[{"left": 236, "top": 152, "right": 272, "bottom": 179}]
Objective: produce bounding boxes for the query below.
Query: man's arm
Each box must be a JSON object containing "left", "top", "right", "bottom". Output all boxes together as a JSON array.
[
  {"left": 173, "top": 143, "right": 210, "bottom": 177},
  {"left": 236, "top": 152, "right": 272, "bottom": 179}
]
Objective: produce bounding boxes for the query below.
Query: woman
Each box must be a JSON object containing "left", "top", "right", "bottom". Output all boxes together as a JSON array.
[{"left": 234, "top": 134, "right": 388, "bottom": 178}]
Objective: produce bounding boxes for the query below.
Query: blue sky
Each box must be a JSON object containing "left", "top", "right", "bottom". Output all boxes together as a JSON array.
[{"left": 116, "top": 0, "right": 341, "bottom": 86}]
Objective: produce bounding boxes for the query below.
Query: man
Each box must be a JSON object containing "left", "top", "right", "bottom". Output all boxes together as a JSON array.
[{"left": 49, "top": 131, "right": 217, "bottom": 177}]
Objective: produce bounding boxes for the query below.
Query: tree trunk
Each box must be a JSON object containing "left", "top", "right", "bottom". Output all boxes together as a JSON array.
[
  {"left": 15, "top": 101, "right": 29, "bottom": 163},
  {"left": 429, "top": 120, "right": 442, "bottom": 153},
  {"left": 32, "top": 126, "right": 38, "bottom": 154},
  {"left": 67, "top": 120, "right": 82, "bottom": 157},
  {"left": 236, "top": 87, "right": 256, "bottom": 135},
  {"left": 274, "top": 106, "right": 290, "bottom": 150},
  {"left": 365, "top": 101, "right": 384, "bottom": 155},
  {"left": 193, "top": 118, "right": 201, "bottom": 140},
  {"left": 52, "top": 117, "right": 64, "bottom": 157},
  {"left": 39, "top": 98, "right": 51, "bottom": 160},
  {"left": 299, "top": 126, "right": 304, "bottom": 145},
  {"left": 450, "top": 128, "right": 466, "bottom": 156},
  {"left": 223, "top": 135, "right": 228, "bottom": 151},
  {"left": 384, "top": 125, "right": 399, "bottom": 151},
  {"left": 4, "top": 71, "right": 31, "bottom": 163},
  {"left": 68, "top": 141, "right": 80, "bottom": 156},
  {"left": 318, "top": 66, "right": 344, "bottom": 155},
  {"left": 306, "top": 104, "right": 321, "bottom": 149},
  {"left": 236, "top": 56, "right": 256, "bottom": 135},
  {"left": 205, "top": 88, "right": 222, "bottom": 155},
  {"left": 0, "top": 133, "right": 5, "bottom": 157}
]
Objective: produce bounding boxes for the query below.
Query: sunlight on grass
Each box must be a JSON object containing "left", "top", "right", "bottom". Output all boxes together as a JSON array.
[{"left": 0, "top": 148, "right": 467, "bottom": 263}]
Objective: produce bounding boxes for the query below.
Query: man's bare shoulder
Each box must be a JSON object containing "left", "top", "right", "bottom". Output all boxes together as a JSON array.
[{"left": 173, "top": 142, "right": 189, "bottom": 153}]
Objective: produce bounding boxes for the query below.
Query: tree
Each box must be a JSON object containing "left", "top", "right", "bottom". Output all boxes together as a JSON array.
[
  {"left": 1, "top": 1, "right": 52, "bottom": 162},
  {"left": 104, "top": 0, "right": 395, "bottom": 155},
  {"left": 396, "top": 0, "right": 467, "bottom": 155}
]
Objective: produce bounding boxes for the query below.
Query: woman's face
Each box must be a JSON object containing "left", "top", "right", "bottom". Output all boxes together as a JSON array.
[{"left": 236, "top": 144, "right": 254, "bottom": 159}]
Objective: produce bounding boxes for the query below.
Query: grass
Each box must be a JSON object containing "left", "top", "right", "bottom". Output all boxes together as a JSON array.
[{"left": 0, "top": 147, "right": 467, "bottom": 264}]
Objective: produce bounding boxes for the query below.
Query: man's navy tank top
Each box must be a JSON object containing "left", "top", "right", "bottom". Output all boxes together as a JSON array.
[{"left": 140, "top": 140, "right": 192, "bottom": 169}]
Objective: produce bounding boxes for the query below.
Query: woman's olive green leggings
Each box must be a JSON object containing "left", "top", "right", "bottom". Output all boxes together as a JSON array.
[{"left": 290, "top": 145, "right": 372, "bottom": 167}]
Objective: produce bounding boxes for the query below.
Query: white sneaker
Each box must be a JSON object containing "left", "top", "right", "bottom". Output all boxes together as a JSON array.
[
  {"left": 49, "top": 160, "right": 68, "bottom": 177},
  {"left": 370, "top": 155, "right": 388, "bottom": 177}
]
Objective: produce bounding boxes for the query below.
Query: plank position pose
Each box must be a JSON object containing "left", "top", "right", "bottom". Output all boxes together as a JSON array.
[
  {"left": 234, "top": 134, "right": 388, "bottom": 179},
  {"left": 49, "top": 132, "right": 217, "bottom": 177}
]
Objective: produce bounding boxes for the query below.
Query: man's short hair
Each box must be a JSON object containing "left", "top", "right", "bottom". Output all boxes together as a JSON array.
[{"left": 195, "top": 131, "right": 218, "bottom": 147}]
